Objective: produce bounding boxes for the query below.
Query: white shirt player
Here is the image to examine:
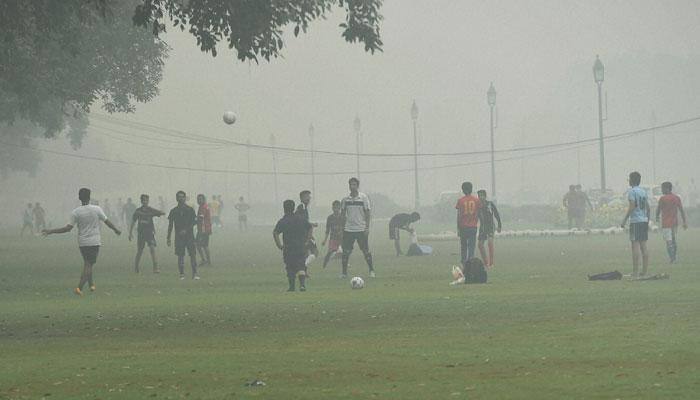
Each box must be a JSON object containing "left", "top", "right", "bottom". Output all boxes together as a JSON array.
[
  {"left": 341, "top": 192, "right": 371, "bottom": 232},
  {"left": 70, "top": 205, "right": 108, "bottom": 247}
]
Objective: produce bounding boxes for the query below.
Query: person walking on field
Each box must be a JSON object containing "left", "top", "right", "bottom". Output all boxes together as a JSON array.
[
  {"left": 21, "top": 203, "right": 34, "bottom": 236},
  {"left": 167, "top": 191, "right": 199, "bottom": 280},
  {"left": 33, "top": 202, "right": 47, "bottom": 232},
  {"left": 477, "top": 189, "right": 502, "bottom": 268},
  {"left": 621, "top": 171, "right": 651, "bottom": 278},
  {"left": 563, "top": 185, "right": 577, "bottom": 229},
  {"left": 456, "top": 182, "right": 481, "bottom": 266},
  {"left": 655, "top": 181, "right": 688, "bottom": 264},
  {"left": 340, "top": 177, "right": 375, "bottom": 278},
  {"left": 128, "top": 194, "right": 165, "bottom": 273},
  {"left": 42, "top": 188, "right": 121, "bottom": 296},
  {"left": 321, "top": 200, "right": 344, "bottom": 269},
  {"left": 235, "top": 196, "right": 251, "bottom": 231},
  {"left": 196, "top": 194, "right": 213, "bottom": 266},
  {"left": 273, "top": 200, "right": 312, "bottom": 292}
]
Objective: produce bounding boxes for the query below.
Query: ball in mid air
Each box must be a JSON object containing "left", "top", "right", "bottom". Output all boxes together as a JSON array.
[
  {"left": 350, "top": 276, "right": 364, "bottom": 289},
  {"left": 223, "top": 111, "right": 237, "bottom": 125}
]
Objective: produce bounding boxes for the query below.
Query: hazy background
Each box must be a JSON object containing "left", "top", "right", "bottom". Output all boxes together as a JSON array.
[{"left": 4, "top": 0, "right": 700, "bottom": 224}]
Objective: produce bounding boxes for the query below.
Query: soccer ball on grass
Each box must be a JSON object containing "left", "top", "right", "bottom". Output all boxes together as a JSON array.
[{"left": 350, "top": 276, "right": 364, "bottom": 289}]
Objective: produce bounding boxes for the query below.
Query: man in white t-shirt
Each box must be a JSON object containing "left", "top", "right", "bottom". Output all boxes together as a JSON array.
[
  {"left": 43, "top": 188, "right": 121, "bottom": 296},
  {"left": 340, "top": 177, "right": 375, "bottom": 278}
]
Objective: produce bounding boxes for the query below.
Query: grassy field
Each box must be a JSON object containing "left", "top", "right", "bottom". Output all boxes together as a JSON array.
[{"left": 1, "top": 224, "right": 699, "bottom": 399}]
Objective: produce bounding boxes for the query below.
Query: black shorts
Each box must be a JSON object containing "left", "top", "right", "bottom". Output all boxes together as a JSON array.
[
  {"left": 175, "top": 235, "right": 196, "bottom": 257},
  {"left": 196, "top": 232, "right": 210, "bottom": 247},
  {"left": 283, "top": 253, "right": 306, "bottom": 276},
  {"left": 478, "top": 225, "right": 494, "bottom": 241},
  {"left": 389, "top": 225, "right": 400, "bottom": 240},
  {"left": 79, "top": 246, "right": 100, "bottom": 264},
  {"left": 342, "top": 231, "right": 369, "bottom": 253},
  {"left": 137, "top": 230, "right": 157, "bottom": 249},
  {"left": 629, "top": 222, "right": 649, "bottom": 242}
]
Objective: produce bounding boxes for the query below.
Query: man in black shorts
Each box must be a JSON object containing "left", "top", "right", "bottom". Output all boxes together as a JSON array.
[
  {"left": 296, "top": 190, "right": 319, "bottom": 267},
  {"left": 273, "top": 200, "right": 312, "bottom": 292},
  {"left": 129, "top": 194, "right": 165, "bottom": 273},
  {"left": 476, "top": 190, "right": 502, "bottom": 268},
  {"left": 389, "top": 212, "right": 421, "bottom": 256},
  {"left": 340, "top": 177, "right": 375, "bottom": 278},
  {"left": 167, "top": 190, "right": 199, "bottom": 280}
]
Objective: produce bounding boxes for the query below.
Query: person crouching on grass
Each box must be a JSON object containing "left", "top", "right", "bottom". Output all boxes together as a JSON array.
[
  {"left": 43, "top": 188, "right": 121, "bottom": 296},
  {"left": 273, "top": 200, "right": 312, "bottom": 292}
]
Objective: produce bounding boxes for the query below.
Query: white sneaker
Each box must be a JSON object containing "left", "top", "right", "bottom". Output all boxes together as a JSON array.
[
  {"left": 339, "top": 274, "right": 348, "bottom": 279},
  {"left": 179, "top": 274, "right": 185, "bottom": 280},
  {"left": 369, "top": 271, "right": 376, "bottom": 278},
  {"left": 193, "top": 275, "right": 201, "bottom": 280}
]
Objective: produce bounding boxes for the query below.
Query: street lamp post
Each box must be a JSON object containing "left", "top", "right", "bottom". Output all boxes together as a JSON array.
[
  {"left": 270, "top": 133, "right": 278, "bottom": 206},
  {"left": 246, "top": 138, "right": 251, "bottom": 202},
  {"left": 411, "top": 100, "right": 420, "bottom": 209},
  {"left": 593, "top": 55, "right": 606, "bottom": 191},
  {"left": 353, "top": 115, "right": 361, "bottom": 179},
  {"left": 487, "top": 82, "right": 497, "bottom": 199},
  {"left": 309, "top": 124, "right": 316, "bottom": 203}
]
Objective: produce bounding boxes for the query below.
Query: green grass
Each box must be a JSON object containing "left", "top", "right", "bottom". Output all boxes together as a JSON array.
[{"left": 1, "top": 225, "right": 699, "bottom": 399}]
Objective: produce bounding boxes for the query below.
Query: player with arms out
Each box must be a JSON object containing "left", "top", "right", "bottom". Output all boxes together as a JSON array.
[
  {"left": 621, "top": 171, "right": 651, "bottom": 278},
  {"left": 43, "top": 188, "right": 121, "bottom": 295},
  {"left": 321, "top": 200, "right": 343, "bottom": 269},
  {"left": 273, "top": 200, "right": 312, "bottom": 292},
  {"left": 476, "top": 190, "right": 502, "bottom": 268},
  {"left": 128, "top": 194, "right": 165, "bottom": 273},
  {"left": 455, "top": 182, "right": 481, "bottom": 267},
  {"left": 340, "top": 177, "right": 375, "bottom": 278},
  {"left": 167, "top": 191, "right": 199, "bottom": 280},
  {"left": 655, "top": 181, "right": 687, "bottom": 264}
]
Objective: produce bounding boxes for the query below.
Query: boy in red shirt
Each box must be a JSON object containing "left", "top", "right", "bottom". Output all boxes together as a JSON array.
[
  {"left": 455, "top": 181, "right": 481, "bottom": 267},
  {"left": 655, "top": 181, "right": 687, "bottom": 264},
  {"left": 196, "top": 194, "right": 213, "bottom": 266}
]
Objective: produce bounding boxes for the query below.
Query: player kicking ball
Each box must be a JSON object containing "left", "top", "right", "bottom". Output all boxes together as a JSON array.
[
  {"left": 273, "top": 200, "right": 312, "bottom": 292},
  {"left": 43, "top": 188, "right": 121, "bottom": 296}
]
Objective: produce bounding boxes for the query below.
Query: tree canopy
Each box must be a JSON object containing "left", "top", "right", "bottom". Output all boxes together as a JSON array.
[
  {"left": 0, "top": 0, "right": 168, "bottom": 174},
  {"left": 132, "top": 0, "right": 383, "bottom": 61}
]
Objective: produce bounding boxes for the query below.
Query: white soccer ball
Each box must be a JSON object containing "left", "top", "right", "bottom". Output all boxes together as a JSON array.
[
  {"left": 222, "top": 111, "right": 237, "bottom": 125},
  {"left": 350, "top": 276, "right": 364, "bottom": 289}
]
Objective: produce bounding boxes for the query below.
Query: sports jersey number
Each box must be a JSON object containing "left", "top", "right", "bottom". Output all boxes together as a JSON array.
[{"left": 463, "top": 200, "right": 476, "bottom": 214}]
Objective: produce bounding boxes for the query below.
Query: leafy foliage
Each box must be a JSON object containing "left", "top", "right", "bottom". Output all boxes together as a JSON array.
[
  {"left": 133, "top": 0, "right": 383, "bottom": 61},
  {"left": 0, "top": 0, "right": 168, "bottom": 174}
]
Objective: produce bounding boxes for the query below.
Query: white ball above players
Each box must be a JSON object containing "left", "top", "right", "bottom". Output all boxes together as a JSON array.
[
  {"left": 223, "top": 111, "right": 237, "bottom": 125},
  {"left": 350, "top": 276, "right": 364, "bottom": 289}
]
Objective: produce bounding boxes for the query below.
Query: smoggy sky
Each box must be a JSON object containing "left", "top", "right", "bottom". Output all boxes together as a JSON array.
[{"left": 7, "top": 0, "right": 700, "bottom": 219}]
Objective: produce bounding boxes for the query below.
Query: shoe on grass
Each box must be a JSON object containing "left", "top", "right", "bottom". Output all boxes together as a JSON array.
[
  {"left": 89, "top": 285, "right": 96, "bottom": 292},
  {"left": 179, "top": 274, "right": 186, "bottom": 280},
  {"left": 74, "top": 287, "right": 83, "bottom": 296},
  {"left": 369, "top": 271, "right": 376, "bottom": 278}
]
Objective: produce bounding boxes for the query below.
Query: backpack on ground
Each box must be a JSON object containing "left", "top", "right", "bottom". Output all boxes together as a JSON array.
[{"left": 463, "top": 258, "right": 487, "bottom": 284}]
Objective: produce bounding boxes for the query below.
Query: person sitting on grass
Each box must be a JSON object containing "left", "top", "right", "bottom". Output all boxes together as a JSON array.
[
  {"left": 273, "top": 200, "right": 312, "bottom": 292},
  {"left": 43, "top": 188, "right": 121, "bottom": 296}
]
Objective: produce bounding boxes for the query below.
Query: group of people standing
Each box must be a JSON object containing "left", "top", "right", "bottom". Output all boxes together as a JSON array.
[
  {"left": 563, "top": 184, "right": 593, "bottom": 229},
  {"left": 21, "top": 202, "right": 47, "bottom": 236},
  {"left": 273, "top": 177, "right": 375, "bottom": 292},
  {"left": 455, "top": 182, "right": 502, "bottom": 269}
]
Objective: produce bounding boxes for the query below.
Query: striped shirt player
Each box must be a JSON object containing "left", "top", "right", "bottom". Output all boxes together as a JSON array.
[{"left": 340, "top": 177, "right": 375, "bottom": 278}]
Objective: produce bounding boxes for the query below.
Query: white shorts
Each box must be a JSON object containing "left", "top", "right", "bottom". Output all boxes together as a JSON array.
[{"left": 661, "top": 227, "right": 676, "bottom": 242}]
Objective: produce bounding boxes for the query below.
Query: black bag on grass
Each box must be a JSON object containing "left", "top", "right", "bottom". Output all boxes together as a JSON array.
[
  {"left": 463, "top": 258, "right": 487, "bottom": 284},
  {"left": 588, "top": 271, "right": 622, "bottom": 281}
]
